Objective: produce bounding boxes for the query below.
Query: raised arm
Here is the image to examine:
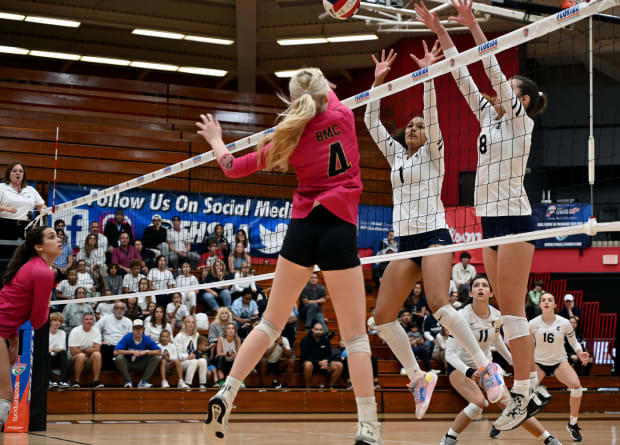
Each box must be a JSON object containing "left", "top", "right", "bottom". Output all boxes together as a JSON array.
[{"left": 364, "top": 49, "right": 400, "bottom": 167}]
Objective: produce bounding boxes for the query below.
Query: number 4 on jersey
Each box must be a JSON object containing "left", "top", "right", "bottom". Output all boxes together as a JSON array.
[{"left": 328, "top": 142, "right": 351, "bottom": 177}]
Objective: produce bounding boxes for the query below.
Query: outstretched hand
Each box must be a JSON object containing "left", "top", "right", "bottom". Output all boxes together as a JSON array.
[
  {"left": 410, "top": 40, "right": 444, "bottom": 69},
  {"left": 371, "top": 48, "right": 398, "bottom": 86},
  {"left": 449, "top": 0, "right": 476, "bottom": 27},
  {"left": 414, "top": 1, "right": 444, "bottom": 35},
  {"left": 578, "top": 351, "right": 590, "bottom": 366},
  {"left": 196, "top": 113, "right": 223, "bottom": 145}
]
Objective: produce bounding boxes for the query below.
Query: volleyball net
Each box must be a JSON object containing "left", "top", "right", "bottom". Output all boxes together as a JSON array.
[{"left": 44, "top": 0, "right": 620, "bottom": 308}]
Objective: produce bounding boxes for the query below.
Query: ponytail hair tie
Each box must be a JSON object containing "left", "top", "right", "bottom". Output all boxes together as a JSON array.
[{"left": 538, "top": 91, "right": 544, "bottom": 97}]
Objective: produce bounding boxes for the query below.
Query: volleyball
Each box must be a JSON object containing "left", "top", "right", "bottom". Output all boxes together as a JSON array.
[{"left": 323, "top": 0, "right": 361, "bottom": 20}]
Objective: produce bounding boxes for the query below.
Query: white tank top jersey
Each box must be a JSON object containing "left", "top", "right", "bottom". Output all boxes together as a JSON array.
[
  {"left": 530, "top": 314, "right": 582, "bottom": 366},
  {"left": 222, "top": 337, "right": 237, "bottom": 362},
  {"left": 444, "top": 47, "right": 533, "bottom": 217},
  {"left": 364, "top": 80, "right": 448, "bottom": 236},
  {"left": 446, "top": 304, "right": 511, "bottom": 373}
]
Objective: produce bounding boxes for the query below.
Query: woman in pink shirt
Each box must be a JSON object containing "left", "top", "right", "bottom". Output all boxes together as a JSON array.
[
  {"left": 197, "top": 68, "right": 381, "bottom": 445},
  {"left": 0, "top": 226, "right": 61, "bottom": 428}
]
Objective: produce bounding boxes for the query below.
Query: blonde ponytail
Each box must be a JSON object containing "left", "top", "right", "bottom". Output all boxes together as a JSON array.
[{"left": 258, "top": 68, "right": 329, "bottom": 172}]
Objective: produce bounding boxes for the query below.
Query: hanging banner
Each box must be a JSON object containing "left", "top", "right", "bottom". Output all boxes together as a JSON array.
[{"left": 532, "top": 204, "right": 592, "bottom": 248}]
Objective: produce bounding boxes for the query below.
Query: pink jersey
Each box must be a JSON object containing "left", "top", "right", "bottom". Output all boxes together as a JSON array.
[
  {"left": 220, "top": 90, "right": 362, "bottom": 226},
  {"left": 0, "top": 256, "right": 54, "bottom": 338}
]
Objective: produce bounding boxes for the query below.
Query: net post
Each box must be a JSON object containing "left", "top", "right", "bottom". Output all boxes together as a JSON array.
[{"left": 587, "top": 16, "right": 595, "bottom": 218}]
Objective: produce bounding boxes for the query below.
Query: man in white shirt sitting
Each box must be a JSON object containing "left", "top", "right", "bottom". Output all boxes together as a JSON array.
[
  {"left": 257, "top": 335, "right": 294, "bottom": 390},
  {"left": 68, "top": 313, "right": 103, "bottom": 388},
  {"left": 451, "top": 251, "right": 477, "bottom": 296},
  {"left": 167, "top": 216, "right": 200, "bottom": 270},
  {"left": 75, "top": 220, "right": 108, "bottom": 252},
  {"left": 96, "top": 302, "right": 133, "bottom": 369}
]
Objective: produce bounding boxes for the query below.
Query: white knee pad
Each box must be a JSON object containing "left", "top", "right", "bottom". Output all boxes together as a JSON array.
[
  {"left": 344, "top": 334, "right": 371, "bottom": 355},
  {"left": 501, "top": 315, "right": 530, "bottom": 341},
  {"left": 464, "top": 402, "right": 484, "bottom": 420},
  {"left": 254, "top": 318, "right": 280, "bottom": 344},
  {"left": 570, "top": 387, "right": 583, "bottom": 397}
]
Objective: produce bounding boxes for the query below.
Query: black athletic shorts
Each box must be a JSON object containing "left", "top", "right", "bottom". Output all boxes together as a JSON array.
[
  {"left": 280, "top": 205, "right": 360, "bottom": 271},
  {"left": 399, "top": 228, "right": 453, "bottom": 266},
  {"left": 536, "top": 362, "right": 562, "bottom": 377},
  {"left": 446, "top": 363, "right": 457, "bottom": 376},
  {"left": 481, "top": 215, "right": 536, "bottom": 251}
]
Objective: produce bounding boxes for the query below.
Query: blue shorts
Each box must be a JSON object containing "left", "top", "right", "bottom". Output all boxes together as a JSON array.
[
  {"left": 399, "top": 228, "right": 453, "bottom": 266},
  {"left": 481, "top": 215, "right": 536, "bottom": 251}
]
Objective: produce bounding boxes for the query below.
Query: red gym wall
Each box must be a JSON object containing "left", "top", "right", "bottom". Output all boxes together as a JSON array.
[{"left": 346, "top": 33, "right": 518, "bottom": 207}]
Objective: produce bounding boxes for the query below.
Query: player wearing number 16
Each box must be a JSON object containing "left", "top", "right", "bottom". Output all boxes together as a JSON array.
[{"left": 196, "top": 68, "right": 382, "bottom": 445}]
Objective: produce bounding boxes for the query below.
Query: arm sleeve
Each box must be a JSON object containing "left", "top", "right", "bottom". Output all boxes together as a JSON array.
[
  {"left": 423, "top": 79, "right": 444, "bottom": 160},
  {"left": 424, "top": 331, "right": 435, "bottom": 342},
  {"left": 30, "top": 264, "right": 54, "bottom": 330},
  {"left": 445, "top": 337, "right": 472, "bottom": 374},
  {"left": 363, "top": 96, "right": 399, "bottom": 167},
  {"left": 492, "top": 335, "right": 513, "bottom": 366},
  {"left": 444, "top": 47, "right": 485, "bottom": 124},
  {"left": 563, "top": 322, "right": 583, "bottom": 354},
  {"left": 482, "top": 54, "right": 526, "bottom": 121}
]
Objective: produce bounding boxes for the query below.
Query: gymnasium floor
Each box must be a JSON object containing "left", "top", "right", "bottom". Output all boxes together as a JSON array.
[{"left": 12, "top": 414, "right": 618, "bottom": 444}]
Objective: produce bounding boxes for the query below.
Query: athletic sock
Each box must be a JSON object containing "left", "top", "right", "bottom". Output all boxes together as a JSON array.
[
  {"left": 435, "top": 304, "right": 490, "bottom": 368},
  {"left": 538, "top": 431, "right": 550, "bottom": 442},
  {"left": 219, "top": 376, "right": 242, "bottom": 406},
  {"left": 448, "top": 428, "right": 459, "bottom": 438},
  {"left": 356, "top": 396, "right": 378, "bottom": 423},
  {"left": 0, "top": 399, "right": 9, "bottom": 426},
  {"left": 512, "top": 379, "right": 530, "bottom": 397},
  {"left": 569, "top": 416, "right": 578, "bottom": 425},
  {"left": 376, "top": 321, "right": 423, "bottom": 381},
  {"left": 529, "top": 371, "right": 539, "bottom": 389}
]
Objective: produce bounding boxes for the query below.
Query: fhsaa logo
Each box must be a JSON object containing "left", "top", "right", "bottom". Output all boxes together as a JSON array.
[
  {"left": 449, "top": 58, "right": 455, "bottom": 67},
  {"left": 546, "top": 205, "right": 557, "bottom": 217},
  {"left": 11, "top": 364, "right": 26, "bottom": 376},
  {"left": 523, "top": 28, "right": 529, "bottom": 38}
]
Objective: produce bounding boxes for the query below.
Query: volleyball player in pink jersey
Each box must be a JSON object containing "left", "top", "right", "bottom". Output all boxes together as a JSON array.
[
  {"left": 197, "top": 68, "right": 382, "bottom": 445},
  {"left": 0, "top": 226, "right": 61, "bottom": 428}
]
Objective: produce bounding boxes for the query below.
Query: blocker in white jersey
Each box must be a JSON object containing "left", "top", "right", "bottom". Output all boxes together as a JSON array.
[
  {"left": 364, "top": 79, "right": 448, "bottom": 237},
  {"left": 530, "top": 314, "right": 581, "bottom": 367}
]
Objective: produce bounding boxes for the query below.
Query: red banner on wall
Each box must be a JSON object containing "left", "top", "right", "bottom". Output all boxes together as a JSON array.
[{"left": 445, "top": 206, "right": 483, "bottom": 264}]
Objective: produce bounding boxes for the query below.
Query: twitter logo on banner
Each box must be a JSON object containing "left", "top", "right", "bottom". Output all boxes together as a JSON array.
[{"left": 257, "top": 223, "right": 288, "bottom": 254}]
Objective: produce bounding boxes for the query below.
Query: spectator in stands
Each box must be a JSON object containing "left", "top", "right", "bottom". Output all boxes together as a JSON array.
[
  {"left": 103, "top": 209, "right": 133, "bottom": 251},
  {"left": 200, "top": 239, "right": 224, "bottom": 270},
  {"left": 144, "top": 305, "right": 172, "bottom": 342},
  {"left": 147, "top": 255, "right": 176, "bottom": 306},
  {"left": 379, "top": 230, "right": 398, "bottom": 252},
  {"left": 114, "top": 319, "right": 162, "bottom": 388},
  {"left": 372, "top": 246, "right": 397, "bottom": 289},
  {"left": 136, "top": 278, "right": 155, "bottom": 314},
  {"left": 208, "top": 307, "right": 232, "bottom": 357},
  {"left": 526, "top": 280, "right": 545, "bottom": 320},
  {"left": 196, "top": 336, "right": 215, "bottom": 385},
  {"left": 54, "top": 219, "right": 65, "bottom": 231},
  {"left": 174, "top": 316, "right": 209, "bottom": 388},
  {"left": 231, "top": 289, "right": 259, "bottom": 339},
  {"left": 282, "top": 307, "right": 298, "bottom": 353},
  {"left": 200, "top": 259, "right": 232, "bottom": 311},
  {"left": 449, "top": 291, "right": 462, "bottom": 310},
  {"left": 206, "top": 223, "right": 230, "bottom": 259},
  {"left": 258, "top": 335, "right": 294, "bottom": 389},
  {"left": 215, "top": 322, "right": 241, "bottom": 386},
  {"left": 300, "top": 322, "right": 343, "bottom": 389},
  {"left": 52, "top": 228, "right": 73, "bottom": 280},
  {"left": 367, "top": 307, "right": 377, "bottom": 336},
  {"left": 61, "top": 288, "right": 95, "bottom": 334},
  {"left": 56, "top": 268, "right": 80, "bottom": 300},
  {"left": 133, "top": 239, "right": 154, "bottom": 272},
  {"left": 405, "top": 282, "right": 429, "bottom": 328},
  {"left": 566, "top": 317, "right": 593, "bottom": 376},
  {"left": 432, "top": 326, "right": 448, "bottom": 370},
  {"left": 111, "top": 232, "right": 141, "bottom": 275},
  {"left": 143, "top": 214, "right": 169, "bottom": 258},
  {"left": 122, "top": 259, "right": 146, "bottom": 305},
  {"left": 398, "top": 310, "right": 415, "bottom": 332},
  {"left": 559, "top": 294, "right": 582, "bottom": 323},
  {"left": 167, "top": 215, "right": 200, "bottom": 270},
  {"left": 103, "top": 263, "right": 123, "bottom": 295},
  {"left": 143, "top": 300, "right": 157, "bottom": 320},
  {"left": 299, "top": 272, "right": 329, "bottom": 334},
  {"left": 167, "top": 292, "right": 189, "bottom": 330},
  {"left": 76, "top": 234, "right": 107, "bottom": 280},
  {"left": 408, "top": 323, "right": 433, "bottom": 372},
  {"left": 68, "top": 313, "right": 103, "bottom": 388},
  {"left": 48, "top": 312, "right": 69, "bottom": 387},
  {"left": 423, "top": 314, "right": 444, "bottom": 373},
  {"left": 96, "top": 302, "right": 132, "bottom": 369},
  {"left": 228, "top": 242, "right": 251, "bottom": 273},
  {"left": 451, "top": 252, "right": 477, "bottom": 295},
  {"left": 76, "top": 221, "right": 108, "bottom": 252},
  {"left": 234, "top": 228, "right": 250, "bottom": 254},
  {"left": 124, "top": 297, "right": 143, "bottom": 321},
  {"left": 76, "top": 259, "right": 97, "bottom": 296},
  {"left": 95, "top": 291, "right": 116, "bottom": 320},
  {"left": 176, "top": 261, "right": 199, "bottom": 313},
  {"left": 334, "top": 337, "right": 380, "bottom": 390},
  {"left": 158, "top": 330, "right": 187, "bottom": 388},
  {"left": 231, "top": 261, "right": 262, "bottom": 301}
]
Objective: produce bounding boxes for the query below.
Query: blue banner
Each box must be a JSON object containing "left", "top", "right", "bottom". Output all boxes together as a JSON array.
[
  {"left": 49, "top": 184, "right": 393, "bottom": 257},
  {"left": 532, "top": 204, "right": 592, "bottom": 248}
]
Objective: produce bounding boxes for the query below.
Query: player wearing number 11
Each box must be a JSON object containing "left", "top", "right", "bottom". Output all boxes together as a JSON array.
[{"left": 196, "top": 68, "right": 382, "bottom": 445}]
